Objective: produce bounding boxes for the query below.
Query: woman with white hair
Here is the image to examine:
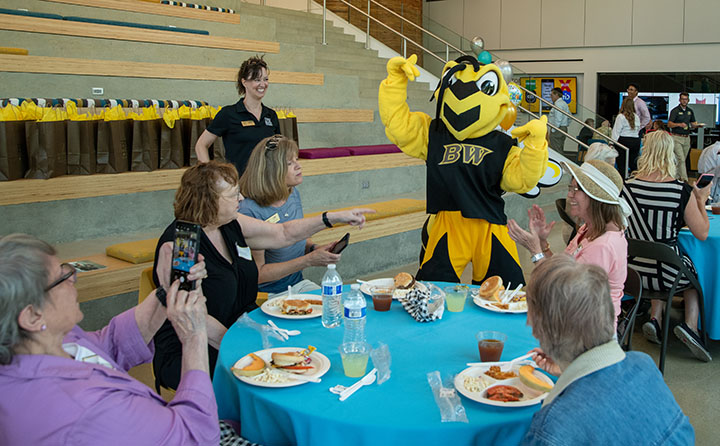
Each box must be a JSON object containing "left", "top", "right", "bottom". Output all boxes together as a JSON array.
[
  {"left": 621, "top": 130, "right": 712, "bottom": 361},
  {"left": 584, "top": 142, "right": 618, "bottom": 165},
  {"left": 508, "top": 160, "right": 629, "bottom": 330},
  {"left": 520, "top": 255, "right": 693, "bottom": 445}
]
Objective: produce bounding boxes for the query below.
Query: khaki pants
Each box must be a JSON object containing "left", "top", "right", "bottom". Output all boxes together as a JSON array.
[
  {"left": 672, "top": 134, "right": 691, "bottom": 181},
  {"left": 549, "top": 126, "right": 568, "bottom": 152}
]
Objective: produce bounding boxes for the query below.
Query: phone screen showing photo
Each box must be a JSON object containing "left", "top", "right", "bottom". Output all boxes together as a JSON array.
[{"left": 171, "top": 221, "right": 201, "bottom": 290}]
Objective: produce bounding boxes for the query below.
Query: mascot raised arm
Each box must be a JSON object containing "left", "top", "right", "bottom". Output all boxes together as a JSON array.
[{"left": 379, "top": 54, "right": 548, "bottom": 286}]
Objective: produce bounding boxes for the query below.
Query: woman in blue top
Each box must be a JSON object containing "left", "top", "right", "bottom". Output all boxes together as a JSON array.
[{"left": 238, "top": 135, "right": 341, "bottom": 294}]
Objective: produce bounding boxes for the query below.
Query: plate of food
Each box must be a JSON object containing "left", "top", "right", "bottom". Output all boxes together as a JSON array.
[
  {"left": 260, "top": 294, "right": 323, "bottom": 319},
  {"left": 471, "top": 276, "right": 528, "bottom": 313},
  {"left": 231, "top": 346, "right": 330, "bottom": 388},
  {"left": 454, "top": 362, "right": 553, "bottom": 407},
  {"left": 359, "top": 273, "right": 427, "bottom": 299}
]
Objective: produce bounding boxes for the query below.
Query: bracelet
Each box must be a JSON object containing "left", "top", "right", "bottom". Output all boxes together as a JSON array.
[
  {"left": 155, "top": 286, "right": 167, "bottom": 307},
  {"left": 322, "top": 211, "right": 333, "bottom": 228},
  {"left": 308, "top": 243, "right": 317, "bottom": 253},
  {"left": 541, "top": 240, "right": 551, "bottom": 252},
  {"left": 531, "top": 252, "right": 545, "bottom": 264}
]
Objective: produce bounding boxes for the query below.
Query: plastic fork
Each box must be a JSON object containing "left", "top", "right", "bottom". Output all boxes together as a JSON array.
[{"left": 339, "top": 368, "right": 377, "bottom": 401}]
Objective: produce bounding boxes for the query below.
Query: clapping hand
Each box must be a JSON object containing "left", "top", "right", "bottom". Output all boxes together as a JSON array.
[
  {"left": 528, "top": 205, "right": 555, "bottom": 241},
  {"left": 529, "top": 348, "right": 562, "bottom": 376}
]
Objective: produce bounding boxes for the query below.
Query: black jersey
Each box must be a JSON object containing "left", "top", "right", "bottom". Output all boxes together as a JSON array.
[{"left": 426, "top": 120, "right": 516, "bottom": 224}]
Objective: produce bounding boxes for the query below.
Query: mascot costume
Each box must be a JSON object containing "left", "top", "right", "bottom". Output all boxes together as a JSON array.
[{"left": 379, "top": 54, "right": 549, "bottom": 285}]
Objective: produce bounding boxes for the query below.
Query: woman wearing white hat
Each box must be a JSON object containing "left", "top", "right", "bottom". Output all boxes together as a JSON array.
[{"left": 508, "top": 160, "right": 630, "bottom": 330}]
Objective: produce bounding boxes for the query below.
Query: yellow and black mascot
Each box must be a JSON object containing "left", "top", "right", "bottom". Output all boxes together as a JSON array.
[{"left": 379, "top": 54, "right": 548, "bottom": 285}]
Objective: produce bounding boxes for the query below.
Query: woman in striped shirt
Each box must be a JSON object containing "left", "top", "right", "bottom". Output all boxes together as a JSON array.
[{"left": 621, "top": 130, "right": 712, "bottom": 362}]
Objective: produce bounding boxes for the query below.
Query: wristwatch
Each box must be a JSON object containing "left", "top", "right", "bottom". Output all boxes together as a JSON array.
[
  {"left": 531, "top": 252, "right": 545, "bottom": 264},
  {"left": 155, "top": 286, "right": 167, "bottom": 307}
]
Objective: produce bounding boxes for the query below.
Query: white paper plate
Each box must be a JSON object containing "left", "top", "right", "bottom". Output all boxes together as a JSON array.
[
  {"left": 471, "top": 290, "right": 528, "bottom": 314},
  {"left": 359, "top": 278, "right": 427, "bottom": 299},
  {"left": 260, "top": 294, "right": 323, "bottom": 319},
  {"left": 454, "top": 363, "right": 552, "bottom": 407},
  {"left": 232, "top": 347, "right": 330, "bottom": 388}
]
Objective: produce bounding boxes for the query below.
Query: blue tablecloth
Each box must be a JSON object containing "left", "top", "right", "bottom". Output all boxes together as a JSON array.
[
  {"left": 213, "top": 283, "right": 543, "bottom": 446},
  {"left": 679, "top": 213, "right": 720, "bottom": 340}
]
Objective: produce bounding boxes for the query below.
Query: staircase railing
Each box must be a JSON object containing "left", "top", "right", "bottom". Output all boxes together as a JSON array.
[{"left": 319, "top": 0, "right": 633, "bottom": 176}]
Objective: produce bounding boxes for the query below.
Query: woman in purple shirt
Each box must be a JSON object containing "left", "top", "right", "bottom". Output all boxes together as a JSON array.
[{"left": 0, "top": 234, "right": 221, "bottom": 445}]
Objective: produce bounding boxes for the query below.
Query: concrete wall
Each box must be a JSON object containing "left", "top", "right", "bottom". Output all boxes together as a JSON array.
[{"left": 423, "top": 0, "right": 720, "bottom": 112}]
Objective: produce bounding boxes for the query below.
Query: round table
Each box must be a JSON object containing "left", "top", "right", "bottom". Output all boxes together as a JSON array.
[
  {"left": 678, "top": 211, "right": 720, "bottom": 340},
  {"left": 213, "top": 283, "right": 543, "bottom": 446}
]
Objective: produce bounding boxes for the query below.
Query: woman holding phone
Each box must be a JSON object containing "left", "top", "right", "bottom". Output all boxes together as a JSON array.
[
  {"left": 621, "top": 130, "right": 712, "bottom": 361},
  {"left": 152, "top": 161, "right": 372, "bottom": 390},
  {"left": 238, "top": 135, "right": 341, "bottom": 295}
]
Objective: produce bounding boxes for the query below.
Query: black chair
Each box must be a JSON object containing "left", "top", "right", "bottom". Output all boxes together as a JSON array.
[
  {"left": 555, "top": 199, "right": 577, "bottom": 243},
  {"left": 618, "top": 266, "right": 642, "bottom": 351},
  {"left": 626, "top": 238, "right": 709, "bottom": 374}
]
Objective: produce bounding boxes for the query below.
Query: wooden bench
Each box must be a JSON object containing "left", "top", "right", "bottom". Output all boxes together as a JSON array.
[
  {"left": 0, "top": 153, "right": 424, "bottom": 206},
  {"left": 0, "top": 54, "right": 324, "bottom": 86},
  {"left": 66, "top": 198, "right": 427, "bottom": 302},
  {"left": 45, "top": 0, "right": 242, "bottom": 24},
  {"left": 0, "top": 13, "right": 280, "bottom": 52}
]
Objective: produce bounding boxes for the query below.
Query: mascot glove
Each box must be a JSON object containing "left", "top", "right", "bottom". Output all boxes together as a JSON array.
[
  {"left": 386, "top": 54, "right": 420, "bottom": 82},
  {"left": 511, "top": 115, "right": 548, "bottom": 149}
]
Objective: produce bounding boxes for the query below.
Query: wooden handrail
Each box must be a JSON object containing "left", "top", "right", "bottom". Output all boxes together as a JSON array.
[{"left": 45, "top": 0, "right": 242, "bottom": 24}]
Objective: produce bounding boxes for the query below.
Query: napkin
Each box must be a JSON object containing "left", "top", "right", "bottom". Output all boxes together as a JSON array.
[{"left": 399, "top": 286, "right": 444, "bottom": 322}]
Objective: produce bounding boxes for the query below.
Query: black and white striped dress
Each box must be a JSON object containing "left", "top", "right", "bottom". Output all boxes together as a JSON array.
[{"left": 621, "top": 179, "right": 696, "bottom": 291}]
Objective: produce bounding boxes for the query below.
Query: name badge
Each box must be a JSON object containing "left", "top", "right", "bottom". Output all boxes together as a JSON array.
[
  {"left": 236, "top": 243, "right": 252, "bottom": 261},
  {"left": 241, "top": 120, "right": 255, "bottom": 127},
  {"left": 264, "top": 117, "right": 273, "bottom": 126},
  {"left": 265, "top": 213, "right": 280, "bottom": 224}
]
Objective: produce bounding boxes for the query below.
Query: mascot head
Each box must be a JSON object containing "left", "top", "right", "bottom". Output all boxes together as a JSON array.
[{"left": 432, "top": 55, "right": 512, "bottom": 141}]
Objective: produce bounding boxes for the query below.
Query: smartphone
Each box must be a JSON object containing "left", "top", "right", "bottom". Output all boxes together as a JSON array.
[
  {"left": 696, "top": 174, "right": 714, "bottom": 189},
  {"left": 171, "top": 221, "right": 202, "bottom": 291},
  {"left": 330, "top": 232, "right": 350, "bottom": 254}
]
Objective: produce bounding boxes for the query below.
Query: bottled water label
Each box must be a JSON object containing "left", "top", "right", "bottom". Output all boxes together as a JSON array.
[
  {"left": 323, "top": 284, "right": 342, "bottom": 295},
  {"left": 344, "top": 307, "right": 366, "bottom": 319}
]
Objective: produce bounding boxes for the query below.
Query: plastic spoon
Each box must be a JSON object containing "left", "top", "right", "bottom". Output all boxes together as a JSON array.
[
  {"left": 339, "top": 368, "right": 377, "bottom": 401},
  {"left": 268, "top": 320, "right": 301, "bottom": 337}
]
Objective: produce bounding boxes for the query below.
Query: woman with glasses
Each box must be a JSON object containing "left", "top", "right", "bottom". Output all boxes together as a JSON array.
[
  {"left": 238, "top": 135, "right": 339, "bottom": 295},
  {"left": 152, "top": 161, "right": 372, "bottom": 390},
  {"left": 621, "top": 130, "right": 712, "bottom": 361},
  {"left": 0, "top": 233, "right": 222, "bottom": 444},
  {"left": 195, "top": 56, "right": 280, "bottom": 176},
  {"left": 507, "top": 160, "right": 629, "bottom": 331}
]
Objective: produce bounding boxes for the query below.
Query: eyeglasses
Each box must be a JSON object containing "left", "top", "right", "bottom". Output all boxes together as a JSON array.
[
  {"left": 45, "top": 263, "right": 77, "bottom": 292},
  {"left": 222, "top": 187, "right": 242, "bottom": 202},
  {"left": 264, "top": 135, "right": 282, "bottom": 152},
  {"left": 567, "top": 185, "right": 581, "bottom": 195}
]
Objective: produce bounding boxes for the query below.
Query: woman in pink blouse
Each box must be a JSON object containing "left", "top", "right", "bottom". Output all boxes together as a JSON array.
[{"left": 508, "top": 160, "right": 629, "bottom": 331}]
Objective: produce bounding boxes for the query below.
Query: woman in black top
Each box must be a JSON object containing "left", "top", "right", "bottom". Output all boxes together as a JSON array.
[
  {"left": 195, "top": 56, "right": 280, "bottom": 176},
  {"left": 153, "top": 161, "right": 373, "bottom": 389}
]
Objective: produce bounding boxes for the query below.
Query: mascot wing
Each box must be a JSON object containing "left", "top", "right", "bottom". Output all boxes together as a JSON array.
[
  {"left": 378, "top": 55, "right": 432, "bottom": 161},
  {"left": 501, "top": 116, "right": 549, "bottom": 194}
]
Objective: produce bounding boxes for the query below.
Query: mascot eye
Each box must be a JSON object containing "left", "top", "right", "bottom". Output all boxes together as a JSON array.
[{"left": 476, "top": 71, "right": 499, "bottom": 96}]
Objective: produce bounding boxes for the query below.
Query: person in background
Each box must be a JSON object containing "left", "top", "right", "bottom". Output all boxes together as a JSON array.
[
  {"left": 548, "top": 87, "right": 570, "bottom": 152},
  {"left": 626, "top": 83, "right": 651, "bottom": 132},
  {"left": 238, "top": 135, "right": 340, "bottom": 295},
  {"left": 698, "top": 140, "right": 720, "bottom": 203},
  {"left": 584, "top": 142, "right": 618, "bottom": 166},
  {"left": 621, "top": 130, "right": 712, "bottom": 362},
  {"left": 520, "top": 255, "right": 694, "bottom": 445},
  {"left": 0, "top": 234, "right": 225, "bottom": 445},
  {"left": 612, "top": 97, "right": 641, "bottom": 176},
  {"left": 576, "top": 118, "right": 594, "bottom": 157},
  {"left": 507, "top": 160, "right": 629, "bottom": 332},
  {"left": 195, "top": 56, "right": 280, "bottom": 176},
  {"left": 152, "top": 161, "right": 372, "bottom": 390},
  {"left": 650, "top": 119, "right": 669, "bottom": 133},
  {"left": 596, "top": 119, "right": 613, "bottom": 141},
  {"left": 668, "top": 92, "right": 704, "bottom": 182}
]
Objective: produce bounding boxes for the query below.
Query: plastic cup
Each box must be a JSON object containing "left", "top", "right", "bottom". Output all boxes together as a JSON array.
[
  {"left": 339, "top": 342, "right": 370, "bottom": 377},
  {"left": 370, "top": 286, "right": 393, "bottom": 312},
  {"left": 444, "top": 285, "right": 469, "bottom": 312},
  {"left": 712, "top": 202, "right": 720, "bottom": 215},
  {"left": 476, "top": 331, "right": 507, "bottom": 362}
]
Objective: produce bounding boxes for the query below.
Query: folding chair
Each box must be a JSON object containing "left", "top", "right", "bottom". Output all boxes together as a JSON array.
[
  {"left": 618, "top": 266, "right": 642, "bottom": 351},
  {"left": 626, "top": 238, "right": 708, "bottom": 374}
]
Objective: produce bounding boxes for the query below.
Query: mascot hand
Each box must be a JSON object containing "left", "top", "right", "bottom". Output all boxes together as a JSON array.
[
  {"left": 511, "top": 115, "right": 548, "bottom": 149},
  {"left": 386, "top": 54, "right": 420, "bottom": 82}
]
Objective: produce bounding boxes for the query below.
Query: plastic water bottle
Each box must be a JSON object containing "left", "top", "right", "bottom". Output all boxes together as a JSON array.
[
  {"left": 343, "top": 284, "right": 367, "bottom": 344},
  {"left": 321, "top": 264, "right": 343, "bottom": 328}
]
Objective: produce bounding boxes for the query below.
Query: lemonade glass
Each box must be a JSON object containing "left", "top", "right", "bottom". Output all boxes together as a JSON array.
[
  {"left": 339, "top": 342, "right": 370, "bottom": 377},
  {"left": 444, "top": 285, "right": 469, "bottom": 312}
]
